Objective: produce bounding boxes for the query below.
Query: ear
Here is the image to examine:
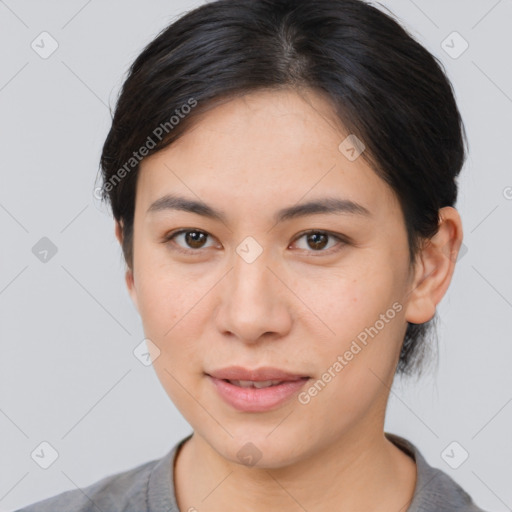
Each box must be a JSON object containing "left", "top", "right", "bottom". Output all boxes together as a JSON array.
[
  {"left": 114, "top": 219, "right": 139, "bottom": 313},
  {"left": 404, "top": 206, "right": 464, "bottom": 324}
]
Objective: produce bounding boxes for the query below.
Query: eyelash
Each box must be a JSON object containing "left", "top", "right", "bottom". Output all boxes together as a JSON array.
[{"left": 162, "top": 229, "right": 348, "bottom": 256}]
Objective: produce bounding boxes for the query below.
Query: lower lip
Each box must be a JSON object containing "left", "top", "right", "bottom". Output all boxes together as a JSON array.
[{"left": 208, "top": 376, "right": 309, "bottom": 412}]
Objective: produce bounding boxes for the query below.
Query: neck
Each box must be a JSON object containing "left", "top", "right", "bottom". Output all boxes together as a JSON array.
[{"left": 174, "top": 425, "right": 417, "bottom": 512}]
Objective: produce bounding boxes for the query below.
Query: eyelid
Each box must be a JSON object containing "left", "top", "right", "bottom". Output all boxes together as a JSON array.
[
  {"left": 162, "top": 228, "right": 349, "bottom": 255},
  {"left": 162, "top": 228, "right": 218, "bottom": 255},
  {"left": 290, "top": 229, "right": 348, "bottom": 254}
]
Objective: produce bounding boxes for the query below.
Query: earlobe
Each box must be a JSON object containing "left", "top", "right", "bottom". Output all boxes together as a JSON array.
[
  {"left": 114, "top": 219, "right": 139, "bottom": 313},
  {"left": 125, "top": 268, "right": 139, "bottom": 313},
  {"left": 404, "top": 207, "right": 463, "bottom": 324},
  {"left": 115, "top": 219, "right": 123, "bottom": 245}
]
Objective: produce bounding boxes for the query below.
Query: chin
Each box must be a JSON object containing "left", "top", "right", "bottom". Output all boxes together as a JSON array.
[{"left": 206, "top": 429, "right": 309, "bottom": 470}]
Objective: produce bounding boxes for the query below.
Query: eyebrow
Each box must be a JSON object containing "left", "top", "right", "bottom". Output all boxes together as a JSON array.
[{"left": 146, "top": 193, "right": 371, "bottom": 224}]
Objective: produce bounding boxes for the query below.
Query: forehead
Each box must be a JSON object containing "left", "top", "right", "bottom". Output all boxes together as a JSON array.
[{"left": 136, "top": 88, "right": 400, "bottom": 221}]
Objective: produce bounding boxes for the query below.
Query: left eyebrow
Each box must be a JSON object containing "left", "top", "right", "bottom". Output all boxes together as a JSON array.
[
  {"left": 274, "top": 197, "right": 371, "bottom": 223},
  {"left": 146, "top": 193, "right": 371, "bottom": 224}
]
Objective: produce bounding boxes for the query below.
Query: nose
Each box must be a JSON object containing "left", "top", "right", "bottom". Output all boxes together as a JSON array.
[{"left": 215, "top": 249, "right": 293, "bottom": 344}]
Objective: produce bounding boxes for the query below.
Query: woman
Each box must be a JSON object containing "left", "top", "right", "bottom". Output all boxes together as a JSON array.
[{"left": 17, "top": 0, "right": 487, "bottom": 510}]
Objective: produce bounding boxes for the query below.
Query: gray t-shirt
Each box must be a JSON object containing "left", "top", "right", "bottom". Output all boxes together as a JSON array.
[{"left": 15, "top": 432, "right": 488, "bottom": 512}]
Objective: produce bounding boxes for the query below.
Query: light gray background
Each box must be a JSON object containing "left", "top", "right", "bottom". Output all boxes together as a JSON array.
[{"left": 1, "top": 0, "right": 511, "bottom": 510}]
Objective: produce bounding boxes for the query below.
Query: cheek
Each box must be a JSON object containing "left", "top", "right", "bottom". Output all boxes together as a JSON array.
[
  {"left": 133, "top": 262, "right": 217, "bottom": 369},
  {"left": 292, "top": 269, "right": 374, "bottom": 333},
  {"left": 134, "top": 266, "right": 192, "bottom": 350},
  {"left": 295, "top": 265, "right": 404, "bottom": 361},
  {"left": 134, "top": 266, "right": 205, "bottom": 405},
  {"left": 134, "top": 245, "right": 196, "bottom": 323}
]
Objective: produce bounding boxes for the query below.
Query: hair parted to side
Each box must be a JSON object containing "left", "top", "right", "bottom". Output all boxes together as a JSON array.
[{"left": 98, "top": 0, "right": 468, "bottom": 378}]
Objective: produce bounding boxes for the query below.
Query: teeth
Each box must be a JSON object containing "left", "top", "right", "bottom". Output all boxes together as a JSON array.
[{"left": 229, "top": 379, "right": 283, "bottom": 388}]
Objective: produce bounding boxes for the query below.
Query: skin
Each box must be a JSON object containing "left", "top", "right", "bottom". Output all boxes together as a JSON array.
[{"left": 115, "top": 87, "right": 463, "bottom": 511}]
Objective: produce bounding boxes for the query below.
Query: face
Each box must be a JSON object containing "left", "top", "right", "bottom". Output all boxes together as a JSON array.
[{"left": 119, "top": 88, "right": 436, "bottom": 468}]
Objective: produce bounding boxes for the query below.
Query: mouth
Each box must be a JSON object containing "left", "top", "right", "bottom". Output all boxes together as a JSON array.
[
  {"left": 205, "top": 367, "right": 310, "bottom": 412},
  {"left": 206, "top": 365, "right": 310, "bottom": 382},
  {"left": 223, "top": 378, "right": 305, "bottom": 389}
]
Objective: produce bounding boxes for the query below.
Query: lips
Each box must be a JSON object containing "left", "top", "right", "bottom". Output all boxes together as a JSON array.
[
  {"left": 207, "top": 365, "right": 309, "bottom": 383},
  {"left": 206, "top": 366, "right": 310, "bottom": 412},
  {"left": 228, "top": 379, "right": 287, "bottom": 389}
]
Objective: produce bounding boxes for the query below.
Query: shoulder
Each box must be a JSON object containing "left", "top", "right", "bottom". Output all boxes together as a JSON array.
[
  {"left": 385, "top": 432, "right": 490, "bottom": 512},
  {"left": 14, "top": 455, "right": 163, "bottom": 512}
]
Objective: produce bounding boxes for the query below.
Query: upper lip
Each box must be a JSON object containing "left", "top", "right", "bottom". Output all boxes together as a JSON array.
[{"left": 207, "top": 366, "right": 309, "bottom": 382}]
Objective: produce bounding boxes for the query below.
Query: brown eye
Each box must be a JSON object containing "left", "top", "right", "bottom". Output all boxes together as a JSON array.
[
  {"left": 163, "top": 229, "right": 215, "bottom": 253},
  {"left": 292, "top": 230, "right": 347, "bottom": 254},
  {"left": 183, "top": 230, "right": 208, "bottom": 249},
  {"left": 306, "top": 232, "right": 329, "bottom": 250}
]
